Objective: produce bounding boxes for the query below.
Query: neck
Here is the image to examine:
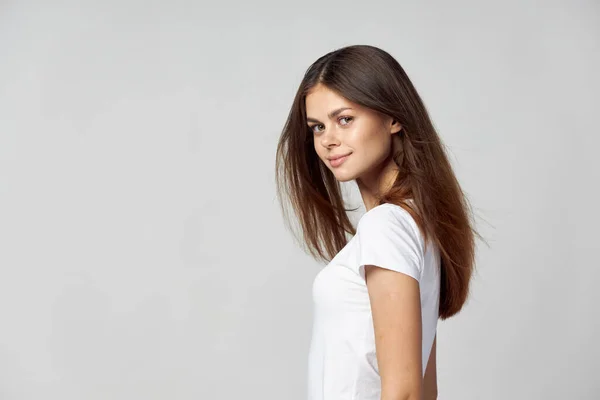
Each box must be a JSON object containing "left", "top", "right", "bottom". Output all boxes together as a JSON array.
[{"left": 357, "top": 157, "right": 400, "bottom": 212}]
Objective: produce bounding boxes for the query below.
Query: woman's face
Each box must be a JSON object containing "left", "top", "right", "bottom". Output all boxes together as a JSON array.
[{"left": 305, "top": 84, "right": 401, "bottom": 183}]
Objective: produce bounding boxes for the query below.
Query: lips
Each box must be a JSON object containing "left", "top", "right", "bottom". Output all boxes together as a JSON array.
[
  {"left": 329, "top": 153, "right": 351, "bottom": 167},
  {"left": 328, "top": 153, "right": 351, "bottom": 161}
]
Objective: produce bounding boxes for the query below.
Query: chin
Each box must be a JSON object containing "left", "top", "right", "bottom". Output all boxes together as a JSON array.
[
  {"left": 332, "top": 171, "right": 356, "bottom": 183},
  {"left": 337, "top": 177, "right": 355, "bottom": 183}
]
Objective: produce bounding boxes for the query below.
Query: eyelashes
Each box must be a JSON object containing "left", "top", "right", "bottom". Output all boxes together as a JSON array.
[{"left": 309, "top": 116, "right": 354, "bottom": 134}]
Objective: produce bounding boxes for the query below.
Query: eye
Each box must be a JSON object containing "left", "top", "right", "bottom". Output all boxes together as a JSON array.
[
  {"left": 339, "top": 116, "right": 353, "bottom": 126},
  {"left": 309, "top": 117, "right": 353, "bottom": 134},
  {"left": 310, "top": 124, "right": 325, "bottom": 134}
]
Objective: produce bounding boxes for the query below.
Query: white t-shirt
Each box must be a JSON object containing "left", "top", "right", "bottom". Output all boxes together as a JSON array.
[{"left": 307, "top": 202, "right": 441, "bottom": 400}]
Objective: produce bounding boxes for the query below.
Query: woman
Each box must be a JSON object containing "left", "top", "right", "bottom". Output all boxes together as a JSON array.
[{"left": 275, "top": 45, "right": 481, "bottom": 400}]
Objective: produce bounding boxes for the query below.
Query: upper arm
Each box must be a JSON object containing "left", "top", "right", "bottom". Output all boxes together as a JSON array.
[
  {"left": 357, "top": 206, "right": 425, "bottom": 398},
  {"left": 364, "top": 265, "right": 423, "bottom": 397}
]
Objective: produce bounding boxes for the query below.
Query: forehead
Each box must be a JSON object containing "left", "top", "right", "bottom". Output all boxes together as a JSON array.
[{"left": 305, "top": 85, "right": 353, "bottom": 111}]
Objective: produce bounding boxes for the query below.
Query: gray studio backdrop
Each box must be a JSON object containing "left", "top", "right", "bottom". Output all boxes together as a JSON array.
[{"left": 1, "top": 1, "right": 598, "bottom": 399}]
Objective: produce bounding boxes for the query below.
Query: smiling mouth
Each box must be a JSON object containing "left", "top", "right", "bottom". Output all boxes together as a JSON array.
[
  {"left": 329, "top": 153, "right": 351, "bottom": 167},
  {"left": 328, "top": 152, "right": 352, "bottom": 161},
  {"left": 329, "top": 154, "right": 348, "bottom": 161}
]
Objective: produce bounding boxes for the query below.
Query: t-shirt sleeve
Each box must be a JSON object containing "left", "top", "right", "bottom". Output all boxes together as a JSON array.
[{"left": 355, "top": 206, "right": 424, "bottom": 282}]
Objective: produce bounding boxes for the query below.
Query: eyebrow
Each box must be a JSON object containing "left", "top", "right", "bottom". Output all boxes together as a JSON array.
[{"left": 306, "top": 107, "right": 353, "bottom": 123}]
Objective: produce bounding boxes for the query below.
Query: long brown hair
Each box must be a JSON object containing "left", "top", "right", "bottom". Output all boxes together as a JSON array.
[{"left": 275, "top": 45, "right": 485, "bottom": 320}]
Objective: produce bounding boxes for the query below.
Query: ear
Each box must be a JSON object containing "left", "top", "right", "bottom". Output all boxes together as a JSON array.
[{"left": 390, "top": 119, "right": 402, "bottom": 135}]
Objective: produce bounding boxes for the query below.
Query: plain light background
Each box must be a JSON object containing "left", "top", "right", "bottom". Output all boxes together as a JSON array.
[{"left": 1, "top": 1, "right": 598, "bottom": 399}]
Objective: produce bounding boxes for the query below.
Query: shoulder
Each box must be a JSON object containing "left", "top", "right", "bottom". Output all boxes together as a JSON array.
[
  {"left": 355, "top": 203, "right": 425, "bottom": 280},
  {"left": 357, "top": 203, "right": 419, "bottom": 237},
  {"left": 356, "top": 203, "right": 425, "bottom": 260}
]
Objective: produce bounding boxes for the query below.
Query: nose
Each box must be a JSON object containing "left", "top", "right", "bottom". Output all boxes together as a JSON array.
[{"left": 319, "top": 127, "right": 340, "bottom": 148}]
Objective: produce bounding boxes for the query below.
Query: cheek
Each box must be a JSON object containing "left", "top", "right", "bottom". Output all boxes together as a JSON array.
[
  {"left": 347, "top": 120, "right": 380, "bottom": 144},
  {"left": 348, "top": 127, "right": 386, "bottom": 153},
  {"left": 352, "top": 133, "right": 390, "bottom": 167},
  {"left": 314, "top": 142, "right": 326, "bottom": 162}
]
